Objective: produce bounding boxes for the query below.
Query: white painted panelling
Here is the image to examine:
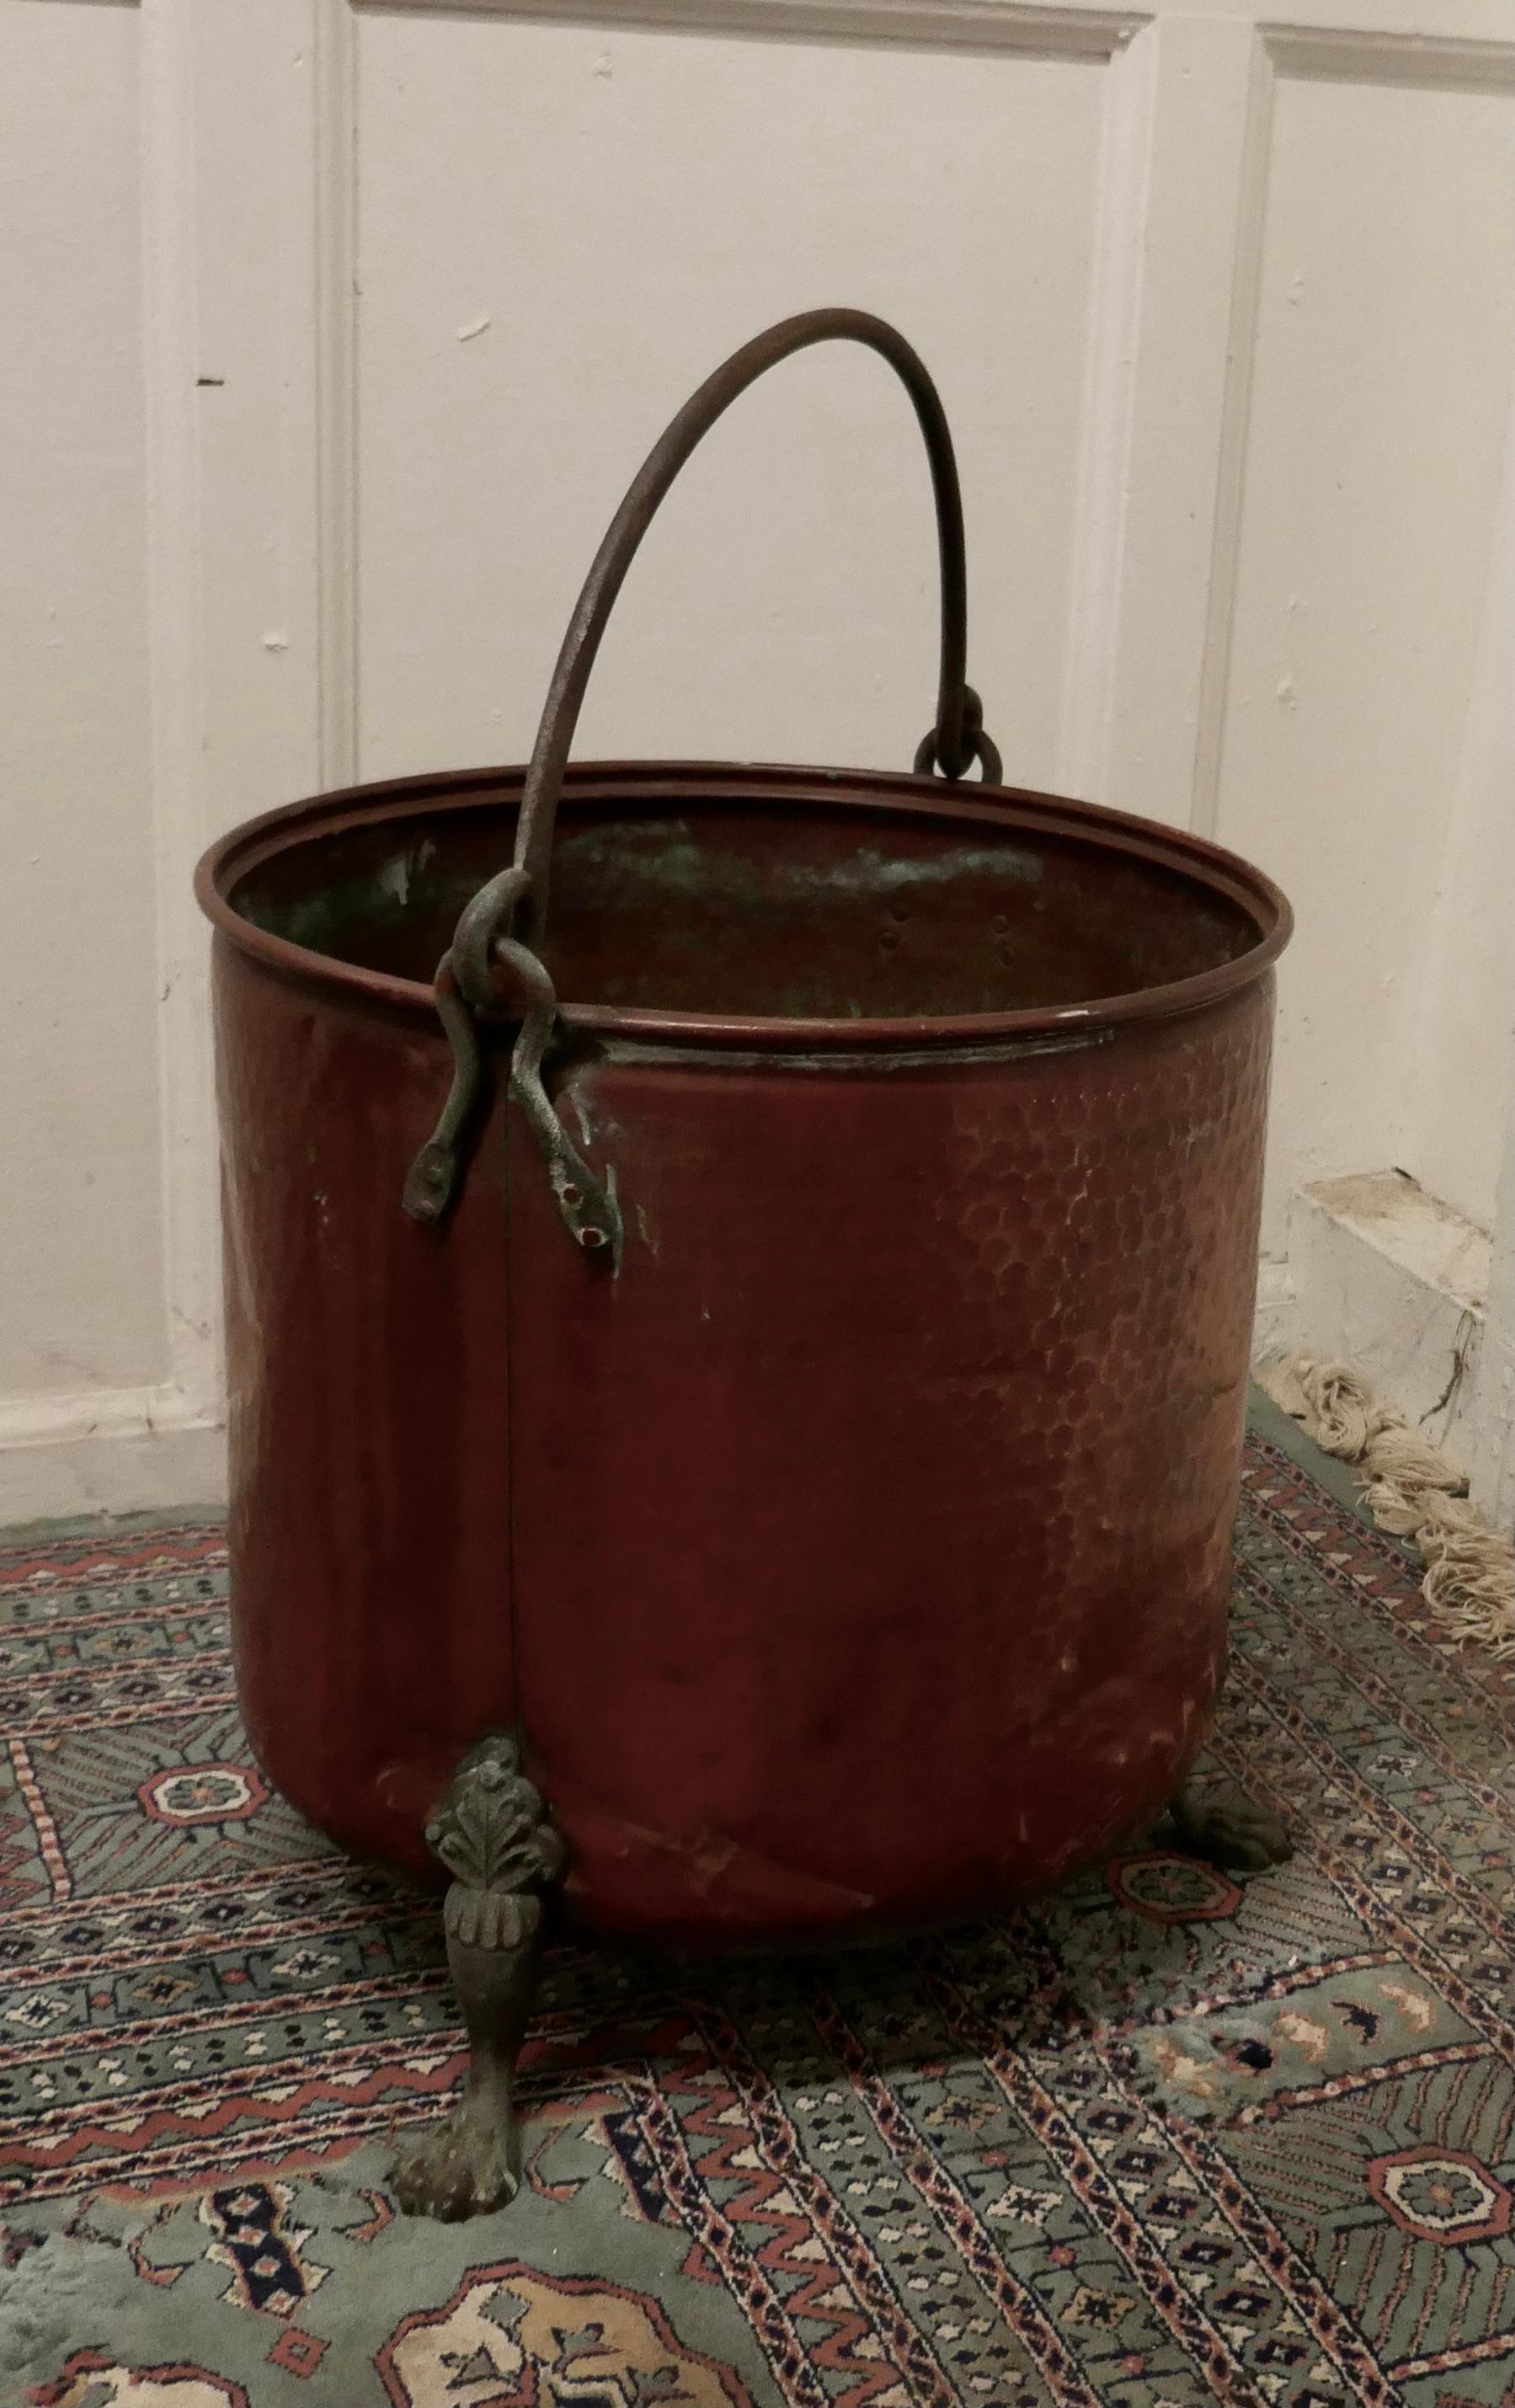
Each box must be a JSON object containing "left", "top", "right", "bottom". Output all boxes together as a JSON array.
[
  {"left": 1403, "top": 387, "right": 1515, "bottom": 1234},
  {"left": 2, "top": 0, "right": 1513, "bottom": 1518},
  {"left": 194, "top": 0, "right": 328, "bottom": 820},
  {"left": 0, "top": 1, "right": 167, "bottom": 1402},
  {"left": 1205, "top": 41, "right": 1515, "bottom": 1251},
  {"left": 1092, "top": 10, "right": 1256, "bottom": 825},
  {"left": 354, "top": 13, "right": 1107, "bottom": 786},
  {"left": 1411, "top": 383, "right": 1515, "bottom": 1527}
]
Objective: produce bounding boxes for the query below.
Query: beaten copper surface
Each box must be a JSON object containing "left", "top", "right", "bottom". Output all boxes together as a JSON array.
[{"left": 202, "top": 763, "right": 1288, "bottom": 1945}]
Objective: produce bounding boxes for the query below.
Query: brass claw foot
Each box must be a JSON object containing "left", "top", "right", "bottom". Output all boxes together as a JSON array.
[
  {"left": 391, "top": 1733, "right": 565, "bottom": 2221},
  {"left": 1166, "top": 1774, "right": 1293, "bottom": 1874},
  {"left": 392, "top": 2061, "right": 527, "bottom": 2222}
]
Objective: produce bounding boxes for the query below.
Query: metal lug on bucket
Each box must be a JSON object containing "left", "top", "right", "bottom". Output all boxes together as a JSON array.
[
  {"left": 497, "top": 937, "right": 623, "bottom": 1264},
  {"left": 403, "top": 955, "right": 487, "bottom": 1227}
]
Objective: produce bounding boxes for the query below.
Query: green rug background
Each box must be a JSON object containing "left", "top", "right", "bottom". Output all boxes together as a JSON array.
[{"left": 1, "top": 1408, "right": 1512, "bottom": 2407}]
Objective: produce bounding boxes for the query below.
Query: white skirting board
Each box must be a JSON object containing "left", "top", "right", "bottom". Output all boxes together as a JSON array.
[
  {"left": 1257, "top": 1168, "right": 1512, "bottom": 1530},
  {"left": 0, "top": 1388, "right": 227, "bottom": 1527}
]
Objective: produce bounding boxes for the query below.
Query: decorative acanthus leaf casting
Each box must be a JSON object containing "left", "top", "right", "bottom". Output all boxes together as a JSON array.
[
  {"left": 392, "top": 1731, "right": 567, "bottom": 2220},
  {"left": 426, "top": 1734, "right": 566, "bottom": 1950}
]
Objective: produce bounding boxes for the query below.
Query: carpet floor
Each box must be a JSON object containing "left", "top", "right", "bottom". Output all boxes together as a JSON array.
[{"left": 1, "top": 1426, "right": 1512, "bottom": 2406}]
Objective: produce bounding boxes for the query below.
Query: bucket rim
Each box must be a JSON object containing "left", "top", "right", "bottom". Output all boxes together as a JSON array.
[{"left": 195, "top": 760, "right": 1292, "bottom": 1051}]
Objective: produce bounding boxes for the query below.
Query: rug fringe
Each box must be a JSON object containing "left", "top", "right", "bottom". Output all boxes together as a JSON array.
[{"left": 1258, "top": 1354, "right": 1515, "bottom": 1662}]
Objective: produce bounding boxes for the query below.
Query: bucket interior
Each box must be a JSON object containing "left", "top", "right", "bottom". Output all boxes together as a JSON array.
[{"left": 229, "top": 792, "right": 1266, "bottom": 1022}]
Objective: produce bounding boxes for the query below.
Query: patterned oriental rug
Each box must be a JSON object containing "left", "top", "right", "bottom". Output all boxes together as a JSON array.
[{"left": 1, "top": 1426, "right": 1512, "bottom": 2408}]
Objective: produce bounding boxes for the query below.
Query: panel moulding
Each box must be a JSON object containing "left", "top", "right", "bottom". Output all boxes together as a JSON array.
[
  {"left": 353, "top": 0, "right": 1149, "bottom": 65},
  {"left": 1189, "top": 17, "right": 1515, "bottom": 839}
]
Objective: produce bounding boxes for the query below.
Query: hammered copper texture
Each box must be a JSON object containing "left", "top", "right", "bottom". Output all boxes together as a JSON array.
[
  {"left": 508, "top": 984, "right": 1272, "bottom": 1945},
  {"left": 214, "top": 938, "right": 518, "bottom": 1867},
  {"left": 200, "top": 766, "right": 1288, "bottom": 1942}
]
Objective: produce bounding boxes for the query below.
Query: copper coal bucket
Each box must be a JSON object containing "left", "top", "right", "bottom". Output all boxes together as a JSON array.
[{"left": 196, "top": 310, "right": 1293, "bottom": 2216}]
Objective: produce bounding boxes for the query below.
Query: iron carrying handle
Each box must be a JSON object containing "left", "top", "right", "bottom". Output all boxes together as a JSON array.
[{"left": 408, "top": 308, "right": 1002, "bottom": 1243}]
